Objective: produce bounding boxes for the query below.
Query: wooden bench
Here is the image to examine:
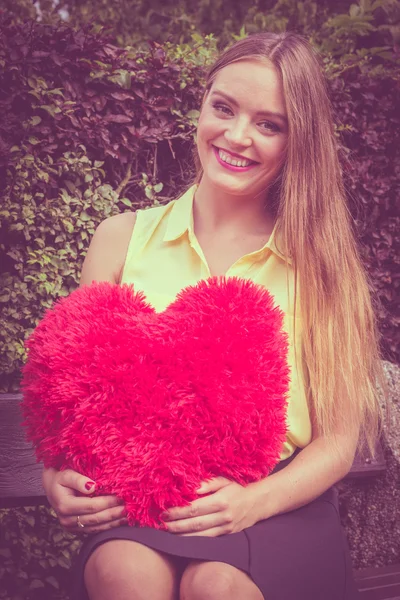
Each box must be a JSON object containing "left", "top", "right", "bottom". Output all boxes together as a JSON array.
[
  {"left": 355, "top": 565, "right": 400, "bottom": 600},
  {"left": 1, "top": 393, "right": 398, "bottom": 598}
]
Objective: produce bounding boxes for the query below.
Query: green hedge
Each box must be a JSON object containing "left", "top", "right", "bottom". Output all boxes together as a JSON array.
[{"left": 0, "top": 505, "right": 80, "bottom": 600}]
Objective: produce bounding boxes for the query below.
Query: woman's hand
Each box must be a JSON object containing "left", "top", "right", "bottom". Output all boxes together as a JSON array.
[
  {"left": 42, "top": 467, "right": 128, "bottom": 534},
  {"left": 161, "top": 477, "right": 260, "bottom": 537}
]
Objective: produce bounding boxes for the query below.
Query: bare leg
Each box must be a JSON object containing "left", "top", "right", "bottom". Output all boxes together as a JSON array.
[
  {"left": 84, "top": 539, "right": 181, "bottom": 600},
  {"left": 180, "top": 560, "right": 264, "bottom": 600}
]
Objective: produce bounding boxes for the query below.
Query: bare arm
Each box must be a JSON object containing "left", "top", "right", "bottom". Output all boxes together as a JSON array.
[
  {"left": 251, "top": 426, "right": 359, "bottom": 522},
  {"left": 79, "top": 211, "right": 137, "bottom": 286},
  {"left": 161, "top": 427, "right": 360, "bottom": 536}
]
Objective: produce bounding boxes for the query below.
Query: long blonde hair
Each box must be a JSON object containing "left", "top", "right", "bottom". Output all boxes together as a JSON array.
[{"left": 189, "top": 31, "right": 388, "bottom": 461}]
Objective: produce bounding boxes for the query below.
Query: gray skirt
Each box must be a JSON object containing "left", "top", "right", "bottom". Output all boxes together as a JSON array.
[{"left": 71, "top": 449, "right": 360, "bottom": 600}]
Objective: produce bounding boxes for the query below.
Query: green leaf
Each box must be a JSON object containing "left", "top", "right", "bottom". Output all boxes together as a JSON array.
[
  {"left": 29, "top": 579, "right": 44, "bottom": 589},
  {"left": 45, "top": 575, "right": 59, "bottom": 589},
  {"left": 52, "top": 531, "right": 63, "bottom": 543},
  {"left": 38, "top": 559, "right": 49, "bottom": 569},
  {"left": 40, "top": 105, "right": 61, "bottom": 117},
  {"left": 25, "top": 515, "right": 35, "bottom": 527},
  {"left": 64, "top": 221, "right": 74, "bottom": 234},
  {"left": 30, "top": 116, "right": 42, "bottom": 126},
  {"left": 28, "top": 90, "right": 41, "bottom": 100},
  {"left": 48, "top": 88, "right": 64, "bottom": 96},
  {"left": 17, "top": 569, "right": 28, "bottom": 579},
  {"left": 350, "top": 3, "right": 360, "bottom": 16},
  {"left": 65, "top": 180, "right": 76, "bottom": 193},
  {"left": 110, "top": 69, "right": 132, "bottom": 89},
  {"left": 37, "top": 170, "right": 49, "bottom": 183},
  {"left": 186, "top": 110, "right": 200, "bottom": 120},
  {"left": 145, "top": 185, "right": 154, "bottom": 200},
  {"left": 58, "top": 556, "right": 70, "bottom": 568},
  {"left": 120, "top": 198, "right": 132, "bottom": 207}
]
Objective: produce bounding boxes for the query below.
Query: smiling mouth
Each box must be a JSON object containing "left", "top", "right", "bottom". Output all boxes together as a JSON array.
[
  {"left": 213, "top": 145, "right": 259, "bottom": 168},
  {"left": 211, "top": 144, "right": 260, "bottom": 172}
]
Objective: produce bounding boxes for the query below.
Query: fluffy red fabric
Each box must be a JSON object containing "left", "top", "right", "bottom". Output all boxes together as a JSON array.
[{"left": 21, "top": 277, "right": 290, "bottom": 528}]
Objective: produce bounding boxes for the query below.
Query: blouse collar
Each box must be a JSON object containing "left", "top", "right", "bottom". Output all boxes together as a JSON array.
[{"left": 163, "top": 184, "right": 292, "bottom": 266}]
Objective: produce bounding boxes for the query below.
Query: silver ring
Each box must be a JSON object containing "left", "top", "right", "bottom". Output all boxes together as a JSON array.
[{"left": 77, "top": 515, "right": 85, "bottom": 528}]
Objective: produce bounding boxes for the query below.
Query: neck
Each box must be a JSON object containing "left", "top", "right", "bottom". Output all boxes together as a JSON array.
[{"left": 193, "top": 177, "right": 275, "bottom": 238}]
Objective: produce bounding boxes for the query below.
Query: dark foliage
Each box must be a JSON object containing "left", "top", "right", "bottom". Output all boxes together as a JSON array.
[
  {"left": 0, "top": 15, "right": 201, "bottom": 190},
  {"left": 329, "top": 70, "right": 399, "bottom": 361}
]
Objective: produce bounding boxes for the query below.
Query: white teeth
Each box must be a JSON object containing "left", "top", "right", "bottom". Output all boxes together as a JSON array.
[{"left": 218, "top": 148, "right": 252, "bottom": 168}]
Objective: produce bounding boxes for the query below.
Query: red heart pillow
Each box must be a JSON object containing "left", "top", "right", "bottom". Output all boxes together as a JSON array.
[{"left": 21, "top": 277, "right": 290, "bottom": 528}]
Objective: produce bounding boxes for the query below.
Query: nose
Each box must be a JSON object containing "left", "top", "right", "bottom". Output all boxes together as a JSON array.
[{"left": 224, "top": 117, "right": 252, "bottom": 148}]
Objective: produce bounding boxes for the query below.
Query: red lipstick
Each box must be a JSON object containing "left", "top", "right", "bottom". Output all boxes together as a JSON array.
[{"left": 213, "top": 146, "right": 258, "bottom": 173}]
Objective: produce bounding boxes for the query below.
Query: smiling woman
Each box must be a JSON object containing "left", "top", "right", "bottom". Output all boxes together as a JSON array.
[
  {"left": 39, "top": 30, "right": 386, "bottom": 600},
  {"left": 195, "top": 59, "right": 288, "bottom": 206}
]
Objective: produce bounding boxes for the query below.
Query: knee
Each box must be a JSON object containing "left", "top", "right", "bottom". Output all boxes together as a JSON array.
[
  {"left": 180, "top": 562, "right": 236, "bottom": 600},
  {"left": 84, "top": 540, "right": 139, "bottom": 589},
  {"left": 84, "top": 540, "right": 157, "bottom": 594}
]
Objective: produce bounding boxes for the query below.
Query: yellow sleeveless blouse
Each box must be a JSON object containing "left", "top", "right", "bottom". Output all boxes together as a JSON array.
[{"left": 121, "top": 184, "right": 312, "bottom": 461}]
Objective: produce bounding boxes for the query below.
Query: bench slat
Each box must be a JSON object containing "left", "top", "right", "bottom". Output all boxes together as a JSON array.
[
  {"left": 345, "top": 442, "right": 386, "bottom": 479},
  {"left": 357, "top": 587, "right": 400, "bottom": 600},
  {"left": 0, "top": 393, "right": 46, "bottom": 506},
  {"left": 356, "top": 564, "right": 400, "bottom": 579},
  {"left": 355, "top": 565, "right": 400, "bottom": 600}
]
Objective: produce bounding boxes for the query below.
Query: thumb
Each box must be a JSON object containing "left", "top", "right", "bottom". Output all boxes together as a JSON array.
[
  {"left": 197, "top": 477, "right": 232, "bottom": 495},
  {"left": 59, "top": 468, "right": 96, "bottom": 494}
]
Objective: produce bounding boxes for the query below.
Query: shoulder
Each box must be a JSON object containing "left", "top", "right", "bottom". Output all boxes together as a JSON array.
[
  {"left": 94, "top": 212, "right": 137, "bottom": 262},
  {"left": 80, "top": 211, "right": 137, "bottom": 286},
  {"left": 97, "top": 210, "right": 137, "bottom": 235}
]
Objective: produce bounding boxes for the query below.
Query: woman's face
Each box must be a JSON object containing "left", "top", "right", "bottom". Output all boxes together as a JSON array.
[{"left": 196, "top": 58, "right": 288, "bottom": 199}]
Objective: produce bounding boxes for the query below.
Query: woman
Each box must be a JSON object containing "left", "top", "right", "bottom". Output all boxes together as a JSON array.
[{"left": 43, "top": 31, "right": 386, "bottom": 600}]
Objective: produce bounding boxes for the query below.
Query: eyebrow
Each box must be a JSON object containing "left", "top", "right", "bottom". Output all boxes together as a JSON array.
[{"left": 210, "top": 90, "right": 288, "bottom": 123}]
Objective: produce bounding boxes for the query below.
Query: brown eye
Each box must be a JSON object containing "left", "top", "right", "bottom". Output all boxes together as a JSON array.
[
  {"left": 212, "top": 102, "right": 232, "bottom": 115},
  {"left": 260, "top": 121, "right": 280, "bottom": 133}
]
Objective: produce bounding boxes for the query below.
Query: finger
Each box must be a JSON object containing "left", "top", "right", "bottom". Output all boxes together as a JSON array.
[
  {"left": 82, "top": 517, "right": 129, "bottom": 534},
  {"left": 164, "top": 512, "right": 226, "bottom": 535},
  {"left": 179, "top": 526, "right": 228, "bottom": 537},
  {"left": 162, "top": 495, "right": 227, "bottom": 522},
  {"left": 58, "top": 469, "right": 96, "bottom": 495},
  {"left": 196, "top": 477, "right": 232, "bottom": 495},
  {"left": 56, "top": 493, "right": 124, "bottom": 518},
  {"left": 59, "top": 503, "right": 127, "bottom": 530},
  {"left": 65, "top": 516, "right": 129, "bottom": 535}
]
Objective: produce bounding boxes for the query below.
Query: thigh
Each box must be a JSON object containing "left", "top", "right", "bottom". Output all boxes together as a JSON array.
[
  {"left": 84, "top": 539, "right": 183, "bottom": 600},
  {"left": 180, "top": 560, "right": 264, "bottom": 600}
]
